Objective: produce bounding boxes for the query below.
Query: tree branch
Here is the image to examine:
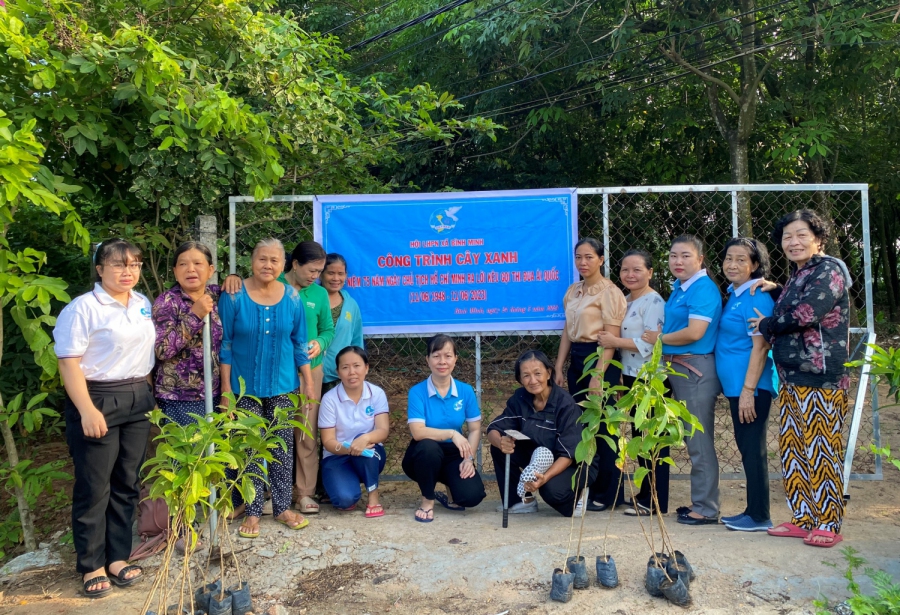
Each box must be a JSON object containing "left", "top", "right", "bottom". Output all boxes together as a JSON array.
[{"left": 659, "top": 42, "right": 741, "bottom": 105}]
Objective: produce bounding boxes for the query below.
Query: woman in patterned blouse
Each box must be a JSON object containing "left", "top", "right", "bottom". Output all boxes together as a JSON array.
[{"left": 749, "top": 209, "right": 852, "bottom": 549}]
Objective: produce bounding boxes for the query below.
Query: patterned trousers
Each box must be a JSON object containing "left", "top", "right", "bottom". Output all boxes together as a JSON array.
[{"left": 778, "top": 384, "right": 849, "bottom": 533}]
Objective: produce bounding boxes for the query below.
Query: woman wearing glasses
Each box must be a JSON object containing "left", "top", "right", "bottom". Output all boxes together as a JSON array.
[{"left": 54, "top": 239, "right": 155, "bottom": 598}]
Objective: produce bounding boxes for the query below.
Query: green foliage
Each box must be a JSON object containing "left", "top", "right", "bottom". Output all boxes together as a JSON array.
[
  {"left": 141, "top": 379, "right": 312, "bottom": 537},
  {"left": 814, "top": 547, "right": 900, "bottom": 615},
  {"left": 848, "top": 343, "right": 900, "bottom": 407}
]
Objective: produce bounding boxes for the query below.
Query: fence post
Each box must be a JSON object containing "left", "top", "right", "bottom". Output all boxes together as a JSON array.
[
  {"left": 229, "top": 198, "right": 237, "bottom": 275},
  {"left": 602, "top": 193, "right": 610, "bottom": 278},
  {"left": 730, "top": 191, "right": 739, "bottom": 237},
  {"left": 196, "top": 215, "right": 219, "bottom": 284},
  {"left": 475, "top": 332, "right": 483, "bottom": 472}
]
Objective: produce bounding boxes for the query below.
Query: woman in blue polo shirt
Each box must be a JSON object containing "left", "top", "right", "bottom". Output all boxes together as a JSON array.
[
  {"left": 716, "top": 238, "right": 777, "bottom": 532},
  {"left": 402, "top": 334, "right": 486, "bottom": 522},
  {"left": 319, "top": 346, "right": 388, "bottom": 518},
  {"left": 642, "top": 234, "right": 722, "bottom": 525}
]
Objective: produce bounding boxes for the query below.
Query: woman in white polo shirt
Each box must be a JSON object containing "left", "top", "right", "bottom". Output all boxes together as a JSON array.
[
  {"left": 53, "top": 239, "right": 156, "bottom": 598},
  {"left": 318, "top": 346, "right": 389, "bottom": 517}
]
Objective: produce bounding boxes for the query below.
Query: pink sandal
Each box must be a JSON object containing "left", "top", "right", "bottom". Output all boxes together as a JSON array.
[
  {"left": 365, "top": 504, "right": 384, "bottom": 518},
  {"left": 766, "top": 522, "right": 810, "bottom": 538},
  {"left": 803, "top": 529, "right": 843, "bottom": 548}
]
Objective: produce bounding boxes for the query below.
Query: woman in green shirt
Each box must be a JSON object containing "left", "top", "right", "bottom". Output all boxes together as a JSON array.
[{"left": 282, "top": 241, "right": 335, "bottom": 514}]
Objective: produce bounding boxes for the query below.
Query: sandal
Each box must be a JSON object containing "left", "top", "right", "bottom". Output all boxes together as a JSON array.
[
  {"left": 366, "top": 504, "right": 385, "bottom": 518},
  {"left": 335, "top": 504, "right": 357, "bottom": 512},
  {"left": 414, "top": 507, "right": 434, "bottom": 523},
  {"left": 434, "top": 491, "right": 465, "bottom": 512},
  {"left": 804, "top": 529, "right": 843, "bottom": 548},
  {"left": 296, "top": 496, "right": 320, "bottom": 514},
  {"left": 108, "top": 564, "right": 143, "bottom": 587},
  {"left": 623, "top": 502, "right": 651, "bottom": 516},
  {"left": 767, "top": 522, "right": 810, "bottom": 539},
  {"left": 276, "top": 512, "right": 309, "bottom": 531},
  {"left": 82, "top": 575, "right": 112, "bottom": 599},
  {"left": 238, "top": 519, "right": 260, "bottom": 539}
]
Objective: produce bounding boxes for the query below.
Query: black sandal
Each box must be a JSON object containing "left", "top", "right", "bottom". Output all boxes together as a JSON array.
[
  {"left": 83, "top": 575, "right": 113, "bottom": 598},
  {"left": 108, "top": 564, "right": 143, "bottom": 587}
]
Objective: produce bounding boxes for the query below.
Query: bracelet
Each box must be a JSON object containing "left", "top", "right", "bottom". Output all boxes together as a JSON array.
[{"left": 335, "top": 442, "right": 342, "bottom": 453}]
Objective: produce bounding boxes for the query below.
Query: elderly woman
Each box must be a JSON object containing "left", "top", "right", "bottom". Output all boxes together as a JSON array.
[
  {"left": 488, "top": 350, "right": 596, "bottom": 517},
  {"left": 715, "top": 238, "right": 778, "bottom": 532},
  {"left": 402, "top": 334, "right": 486, "bottom": 522},
  {"left": 554, "top": 238, "right": 628, "bottom": 513},
  {"left": 749, "top": 210, "right": 852, "bottom": 548},
  {"left": 219, "top": 238, "right": 315, "bottom": 539}
]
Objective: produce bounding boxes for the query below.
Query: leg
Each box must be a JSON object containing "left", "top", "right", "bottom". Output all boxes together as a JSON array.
[
  {"left": 438, "top": 442, "right": 486, "bottom": 508},
  {"left": 402, "top": 439, "right": 443, "bottom": 521},
  {"left": 349, "top": 444, "right": 387, "bottom": 495},
  {"left": 489, "top": 442, "right": 533, "bottom": 507},
  {"left": 778, "top": 385, "right": 816, "bottom": 530},
  {"left": 321, "top": 455, "right": 362, "bottom": 509},
  {"left": 589, "top": 362, "right": 625, "bottom": 507},
  {"left": 670, "top": 358, "right": 721, "bottom": 518},
  {"left": 105, "top": 416, "right": 151, "bottom": 568},
  {"left": 730, "top": 392, "right": 772, "bottom": 523},
  {"left": 156, "top": 399, "right": 202, "bottom": 427},
  {"left": 266, "top": 394, "right": 298, "bottom": 518},
  {"left": 806, "top": 388, "right": 850, "bottom": 535},
  {"left": 540, "top": 461, "right": 597, "bottom": 517},
  {"left": 294, "top": 366, "right": 322, "bottom": 508}
]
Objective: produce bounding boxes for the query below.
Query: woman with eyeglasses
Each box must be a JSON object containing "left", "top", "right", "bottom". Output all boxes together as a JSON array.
[{"left": 54, "top": 239, "right": 155, "bottom": 598}]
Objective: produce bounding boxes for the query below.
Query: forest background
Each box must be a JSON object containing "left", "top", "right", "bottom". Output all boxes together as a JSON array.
[{"left": 0, "top": 0, "right": 899, "bottom": 560}]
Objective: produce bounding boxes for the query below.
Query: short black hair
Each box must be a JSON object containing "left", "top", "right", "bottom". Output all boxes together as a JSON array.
[
  {"left": 670, "top": 234, "right": 705, "bottom": 258},
  {"left": 575, "top": 237, "right": 603, "bottom": 258},
  {"left": 770, "top": 209, "right": 831, "bottom": 246},
  {"left": 621, "top": 248, "right": 653, "bottom": 270},
  {"left": 172, "top": 241, "right": 213, "bottom": 267},
  {"left": 325, "top": 253, "right": 348, "bottom": 272},
  {"left": 721, "top": 237, "right": 770, "bottom": 280},
  {"left": 335, "top": 345, "right": 368, "bottom": 371},
  {"left": 514, "top": 350, "right": 555, "bottom": 385},
  {"left": 426, "top": 334, "right": 457, "bottom": 356},
  {"left": 287, "top": 241, "right": 327, "bottom": 272}
]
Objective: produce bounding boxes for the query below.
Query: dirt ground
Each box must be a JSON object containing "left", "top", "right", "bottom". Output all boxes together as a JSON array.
[{"left": 1, "top": 381, "right": 897, "bottom": 615}]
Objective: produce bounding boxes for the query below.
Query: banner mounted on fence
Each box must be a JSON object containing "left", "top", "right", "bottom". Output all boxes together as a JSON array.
[{"left": 314, "top": 189, "right": 578, "bottom": 334}]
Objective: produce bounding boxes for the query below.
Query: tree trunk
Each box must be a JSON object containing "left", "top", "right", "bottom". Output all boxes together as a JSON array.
[
  {"left": 0, "top": 304, "right": 38, "bottom": 553},
  {"left": 729, "top": 138, "right": 753, "bottom": 237}
]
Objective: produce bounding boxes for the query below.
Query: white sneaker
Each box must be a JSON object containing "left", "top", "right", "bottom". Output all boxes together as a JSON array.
[
  {"left": 496, "top": 499, "right": 538, "bottom": 514},
  {"left": 573, "top": 491, "right": 587, "bottom": 517}
]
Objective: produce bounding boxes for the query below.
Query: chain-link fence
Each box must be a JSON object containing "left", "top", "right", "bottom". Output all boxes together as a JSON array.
[{"left": 227, "top": 184, "right": 880, "bottom": 482}]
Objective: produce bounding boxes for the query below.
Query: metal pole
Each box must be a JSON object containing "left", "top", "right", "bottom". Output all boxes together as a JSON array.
[
  {"left": 602, "top": 193, "right": 610, "bottom": 278},
  {"left": 203, "top": 314, "right": 218, "bottom": 546},
  {"left": 731, "top": 190, "right": 739, "bottom": 237},
  {"left": 229, "top": 197, "right": 236, "bottom": 276},
  {"left": 475, "top": 333, "right": 483, "bottom": 473},
  {"left": 502, "top": 453, "right": 510, "bottom": 529},
  {"left": 843, "top": 332, "right": 878, "bottom": 497},
  {"left": 861, "top": 187, "right": 875, "bottom": 333}
]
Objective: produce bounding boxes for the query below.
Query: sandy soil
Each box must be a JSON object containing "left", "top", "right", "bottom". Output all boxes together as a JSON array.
[{"left": 1, "top": 385, "right": 897, "bottom": 615}]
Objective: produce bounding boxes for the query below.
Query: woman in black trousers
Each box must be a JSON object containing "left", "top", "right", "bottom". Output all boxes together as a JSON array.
[{"left": 54, "top": 239, "right": 156, "bottom": 598}]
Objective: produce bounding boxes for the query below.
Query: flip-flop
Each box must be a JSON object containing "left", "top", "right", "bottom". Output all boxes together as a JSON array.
[
  {"left": 277, "top": 514, "right": 309, "bottom": 530},
  {"left": 238, "top": 521, "right": 260, "bottom": 539},
  {"left": 108, "top": 564, "right": 143, "bottom": 587},
  {"left": 296, "top": 496, "right": 320, "bottom": 514},
  {"left": 434, "top": 491, "right": 464, "bottom": 512},
  {"left": 767, "top": 522, "right": 810, "bottom": 538},
  {"left": 803, "top": 529, "right": 843, "bottom": 548},
  {"left": 414, "top": 507, "right": 434, "bottom": 523},
  {"left": 335, "top": 504, "right": 357, "bottom": 512},
  {"left": 623, "top": 502, "right": 651, "bottom": 516},
  {"left": 82, "top": 575, "right": 112, "bottom": 599},
  {"left": 366, "top": 504, "right": 385, "bottom": 518}
]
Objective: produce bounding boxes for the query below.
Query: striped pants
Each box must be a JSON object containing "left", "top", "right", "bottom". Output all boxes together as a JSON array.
[{"left": 778, "top": 384, "right": 849, "bottom": 533}]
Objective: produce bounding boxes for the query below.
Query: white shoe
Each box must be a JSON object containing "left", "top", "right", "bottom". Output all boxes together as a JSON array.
[
  {"left": 496, "top": 499, "right": 538, "bottom": 514},
  {"left": 573, "top": 492, "right": 586, "bottom": 517}
]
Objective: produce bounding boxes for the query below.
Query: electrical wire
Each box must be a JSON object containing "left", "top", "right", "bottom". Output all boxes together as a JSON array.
[
  {"left": 345, "top": 0, "right": 475, "bottom": 51},
  {"left": 323, "top": 0, "right": 402, "bottom": 35}
]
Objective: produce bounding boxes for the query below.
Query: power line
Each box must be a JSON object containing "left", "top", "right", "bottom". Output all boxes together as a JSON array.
[
  {"left": 345, "top": 0, "right": 475, "bottom": 52},
  {"left": 323, "top": 0, "right": 402, "bottom": 35}
]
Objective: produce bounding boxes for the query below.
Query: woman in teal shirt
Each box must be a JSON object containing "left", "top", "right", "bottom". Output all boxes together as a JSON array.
[
  {"left": 642, "top": 234, "right": 722, "bottom": 525},
  {"left": 321, "top": 253, "right": 364, "bottom": 393},
  {"left": 281, "top": 241, "right": 335, "bottom": 514},
  {"left": 220, "top": 237, "right": 314, "bottom": 539},
  {"left": 716, "top": 238, "right": 777, "bottom": 532}
]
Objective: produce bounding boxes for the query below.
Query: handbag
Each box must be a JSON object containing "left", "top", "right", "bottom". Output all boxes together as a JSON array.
[{"left": 129, "top": 485, "right": 171, "bottom": 561}]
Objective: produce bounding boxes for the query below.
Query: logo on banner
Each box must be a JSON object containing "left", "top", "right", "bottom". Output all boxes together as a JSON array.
[{"left": 429, "top": 206, "right": 462, "bottom": 234}]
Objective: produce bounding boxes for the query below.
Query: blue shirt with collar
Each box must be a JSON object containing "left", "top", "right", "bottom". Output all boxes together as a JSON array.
[
  {"left": 407, "top": 376, "right": 481, "bottom": 439},
  {"left": 715, "top": 279, "right": 778, "bottom": 397},
  {"left": 662, "top": 269, "right": 722, "bottom": 355}
]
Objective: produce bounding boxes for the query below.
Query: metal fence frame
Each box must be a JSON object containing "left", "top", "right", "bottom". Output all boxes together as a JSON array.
[{"left": 228, "top": 184, "right": 881, "bottom": 485}]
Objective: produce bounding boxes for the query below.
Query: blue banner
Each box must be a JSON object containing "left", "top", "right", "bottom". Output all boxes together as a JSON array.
[{"left": 314, "top": 189, "right": 578, "bottom": 334}]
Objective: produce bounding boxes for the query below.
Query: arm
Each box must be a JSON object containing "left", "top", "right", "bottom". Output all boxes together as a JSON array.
[
  {"left": 290, "top": 294, "right": 314, "bottom": 401},
  {"left": 737, "top": 335, "right": 771, "bottom": 423},
  {"left": 319, "top": 427, "right": 348, "bottom": 456},
  {"left": 152, "top": 293, "right": 206, "bottom": 361},
  {"left": 758, "top": 263, "right": 845, "bottom": 338},
  {"left": 350, "top": 301, "right": 364, "bottom": 347},
  {"left": 311, "top": 297, "right": 336, "bottom": 358},
  {"left": 554, "top": 327, "right": 572, "bottom": 387},
  {"left": 660, "top": 319, "right": 710, "bottom": 346},
  {"left": 58, "top": 359, "right": 107, "bottom": 438},
  {"left": 218, "top": 293, "right": 236, "bottom": 395}
]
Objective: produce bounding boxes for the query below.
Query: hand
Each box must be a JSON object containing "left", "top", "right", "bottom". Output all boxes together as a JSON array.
[
  {"left": 499, "top": 435, "right": 516, "bottom": 455},
  {"left": 222, "top": 274, "right": 243, "bottom": 295},
  {"left": 349, "top": 434, "right": 372, "bottom": 456},
  {"left": 747, "top": 307, "right": 765, "bottom": 334},
  {"left": 554, "top": 366, "right": 566, "bottom": 388},
  {"left": 738, "top": 389, "right": 757, "bottom": 423},
  {"left": 748, "top": 278, "right": 777, "bottom": 295},
  {"left": 459, "top": 457, "right": 476, "bottom": 479},
  {"left": 524, "top": 471, "right": 547, "bottom": 492},
  {"left": 190, "top": 294, "right": 214, "bottom": 319},
  {"left": 597, "top": 330, "right": 618, "bottom": 349},
  {"left": 588, "top": 375, "right": 600, "bottom": 392},
  {"left": 80, "top": 407, "right": 108, "bottom": 438},
  {"left": 307, "top": 340, "right": 321, "bottom": 359},
  {"left": 450, "top": 431, "right": 473, "bottom": 460},
  {"left": 302, "top": 385, "right": 316, "bottom": 408},
  {"left": 641, "top": 324, "right": 662, "bottom": 345}
]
